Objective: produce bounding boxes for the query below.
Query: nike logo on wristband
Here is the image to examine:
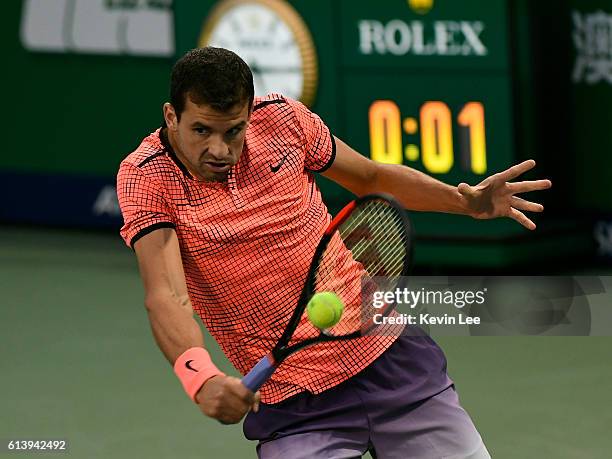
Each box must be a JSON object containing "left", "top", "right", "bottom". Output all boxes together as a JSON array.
[{"left": 185, "top": 360, "right": 198, "bottom": 372}]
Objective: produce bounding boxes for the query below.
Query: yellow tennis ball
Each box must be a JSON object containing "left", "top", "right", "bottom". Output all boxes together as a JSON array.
[{"left": 307, "top": 292, "right": 344, "bottom": 329}]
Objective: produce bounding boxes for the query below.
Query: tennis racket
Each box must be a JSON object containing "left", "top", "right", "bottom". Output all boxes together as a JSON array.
[{"left": 241, "top": 193, "right": 413, "bottom": 392}]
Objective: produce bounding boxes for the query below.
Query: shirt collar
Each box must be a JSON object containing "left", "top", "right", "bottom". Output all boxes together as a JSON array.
[{"left": 159, "top": 125, "right": 193, "bottom": 179}]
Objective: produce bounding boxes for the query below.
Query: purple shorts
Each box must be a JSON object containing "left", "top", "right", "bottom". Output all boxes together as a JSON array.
[{"left": 243, "top": 330, "right": 489, "bottom": 458}]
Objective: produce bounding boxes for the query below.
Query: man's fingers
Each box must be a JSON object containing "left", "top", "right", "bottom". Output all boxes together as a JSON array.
[
  {"left": 203, "top": 376, "right": 256, "bottom": 423},
  {"left": 511, "top": 196, "right": 544, "bottom": 213},
  {"left": 509, "top": 208, "right": 536, "bottom": 230},
  {"left": 499, "top": 159, "right": 536, "bottom": 181},
  {"left": 252, "top": 391, "right": 261, "bottom": 413},
  {"left": 227, "top": 377, "right": 255, "bottom": 403},
  {"left": 227, "top": 377, "right": 258, "bottom": 417},
  {"left": 508, "top": 179, "right": 552, "bottom": 194}
]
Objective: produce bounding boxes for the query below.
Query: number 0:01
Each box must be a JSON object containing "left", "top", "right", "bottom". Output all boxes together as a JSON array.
[{"left": 368, "top": 100, "right": 487, "bottom": 175}]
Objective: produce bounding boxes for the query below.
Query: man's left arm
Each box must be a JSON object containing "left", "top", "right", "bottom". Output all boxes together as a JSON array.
[{"left": 322, "top": 136, "right": 552, "bottom": 230}]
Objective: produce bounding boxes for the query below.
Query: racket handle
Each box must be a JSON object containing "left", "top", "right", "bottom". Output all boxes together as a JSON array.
[{"left": 241, "top": 354, "right": 277, "bottom": 392}]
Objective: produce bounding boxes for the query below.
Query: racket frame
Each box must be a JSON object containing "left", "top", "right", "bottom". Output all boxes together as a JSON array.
[{"left": 241, "top": 193, "right": 413, "bottom": 391}]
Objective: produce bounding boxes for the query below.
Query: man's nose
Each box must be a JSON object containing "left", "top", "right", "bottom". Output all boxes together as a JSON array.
[{"left": 207, "top": 135, "right": 229, "bottom": 161}]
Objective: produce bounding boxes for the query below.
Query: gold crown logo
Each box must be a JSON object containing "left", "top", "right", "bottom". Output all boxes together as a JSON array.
[{"left": 408, "top": 0, "right": 434, "bottom": 14}]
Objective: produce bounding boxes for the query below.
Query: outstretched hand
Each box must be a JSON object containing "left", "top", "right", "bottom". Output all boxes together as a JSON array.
[{"left": 457, "top": 160, "right": 552, "bottom": 230}]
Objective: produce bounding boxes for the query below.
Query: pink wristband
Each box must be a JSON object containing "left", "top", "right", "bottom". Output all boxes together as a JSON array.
[{"left": 174, "top": 347, "right": 225, "bottom": 403}]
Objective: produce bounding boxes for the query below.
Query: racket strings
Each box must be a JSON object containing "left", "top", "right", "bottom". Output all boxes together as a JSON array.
[
  {"left": 314, "top": 199, "right": 409, "bottom": 333},
  {"left": 339, "top": 200, "right": 407, "bottom": 279}
]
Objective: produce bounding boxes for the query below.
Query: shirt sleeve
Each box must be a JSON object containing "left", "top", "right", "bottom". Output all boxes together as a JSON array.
[
  {"left": 116, "top": 161, "right": 176, "bottom": 248},
  {"left": 286, "top": 97, "right": 336, "bottom": 172}
]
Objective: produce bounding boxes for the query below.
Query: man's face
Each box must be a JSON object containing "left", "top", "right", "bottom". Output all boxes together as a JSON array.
[{"left": 164, "top": 96, "right": 251, "bottom": 182}]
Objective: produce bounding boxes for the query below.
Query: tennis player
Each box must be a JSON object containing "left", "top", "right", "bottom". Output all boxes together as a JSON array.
[{"left": 117, "top": 47, "right": 550, "bottom": 458}]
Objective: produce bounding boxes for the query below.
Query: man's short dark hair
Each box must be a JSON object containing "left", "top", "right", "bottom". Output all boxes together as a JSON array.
[{"left": 170, "top": 47, "right": 254, "bottom": 117}]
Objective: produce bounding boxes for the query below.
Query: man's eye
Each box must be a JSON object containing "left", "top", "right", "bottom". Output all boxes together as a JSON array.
[
  {"left": 194, "top": 128, "right": 209, "bottom": 135},
  {"left": 227, "top": 127, "right": 241, "bottom": 137}
]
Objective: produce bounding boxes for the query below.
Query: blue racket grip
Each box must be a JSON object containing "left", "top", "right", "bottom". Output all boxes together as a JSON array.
[{"left": 241, "top": 354, "right": 277, "bottom": 392}]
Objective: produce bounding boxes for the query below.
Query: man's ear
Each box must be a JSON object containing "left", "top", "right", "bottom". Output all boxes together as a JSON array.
[{"left": 163, "top": 103, "right": 178, "bottom": 130}]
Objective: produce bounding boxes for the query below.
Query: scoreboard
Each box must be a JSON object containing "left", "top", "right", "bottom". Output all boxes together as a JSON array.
[{"left": 4, "top": 0, "right": 606, "bottom": 266}]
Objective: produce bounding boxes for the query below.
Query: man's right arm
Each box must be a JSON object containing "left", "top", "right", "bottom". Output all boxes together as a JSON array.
[{"left": 134, "top": 227, "right": 259, "bottom": 423}]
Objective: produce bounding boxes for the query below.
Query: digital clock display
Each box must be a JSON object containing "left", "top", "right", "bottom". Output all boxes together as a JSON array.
[
  {"left": 341, "top": 73, "right": 515, "bottom": 187},
  {"left": 369, "top": 99, "right": 487, "bottom": 175}
]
